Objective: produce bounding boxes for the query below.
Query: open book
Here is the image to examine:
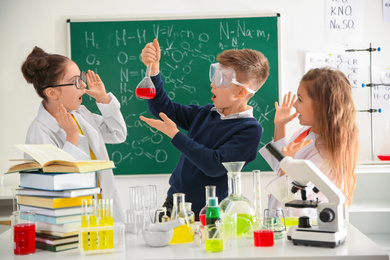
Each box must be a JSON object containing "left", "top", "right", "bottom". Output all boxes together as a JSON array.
[{"left": 7, "top": 144, "right": 115, "bottom": 173}]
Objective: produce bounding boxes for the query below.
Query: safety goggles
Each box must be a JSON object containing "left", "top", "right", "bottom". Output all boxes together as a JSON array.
[{"left": 209, "top": 63, "right": 256, "bottom": 94}]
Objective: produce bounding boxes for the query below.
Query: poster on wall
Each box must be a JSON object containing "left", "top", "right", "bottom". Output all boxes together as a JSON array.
[{"left": 324, "top": 0, "right": 364, "bottom": 42}]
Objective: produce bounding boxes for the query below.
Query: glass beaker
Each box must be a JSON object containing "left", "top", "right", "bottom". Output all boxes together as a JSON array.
[
  {"left": 135, "top": 63, "right": 156, "bottom": 99},
  {"left": 11, "top": 211, "right": 36, "bottom": 255},
  {"left": 253, "top": 217, "right": 274, "bottom": 247},
  {"left": 219, "top": 161, "right": 256, "bottom": 238},
  {"left": 199, "top": 185, "right": 216, "bottom": 226},
  {"left": 170, "top": 193, "right": 193, "bottom": 244},
  {"left": 205, "top": 223, "right": 223, "bottom": 252}
]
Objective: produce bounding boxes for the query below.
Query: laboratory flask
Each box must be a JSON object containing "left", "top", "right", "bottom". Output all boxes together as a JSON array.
[
  {"left": 199, "top": 185, "right": 216, "bottom": 226},
  {"left": 219, "top": 161, "right": 256, "bottom": 238},
  {"left": 170, "top": 193, "right": 193, "bottom": 244}
]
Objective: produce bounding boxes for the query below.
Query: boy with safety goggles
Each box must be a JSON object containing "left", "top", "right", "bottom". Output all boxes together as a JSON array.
[{"left": 140, "top": 39, "right": 270, "bottom": 220}]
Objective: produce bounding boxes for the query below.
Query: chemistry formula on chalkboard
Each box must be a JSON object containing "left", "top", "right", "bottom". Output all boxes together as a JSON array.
[{"left": 69, "top": 15, "right": 280, "bottom": 174}]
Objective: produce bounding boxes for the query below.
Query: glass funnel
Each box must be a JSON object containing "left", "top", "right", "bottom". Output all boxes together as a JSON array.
[{"left": 219, "top": 161, "right": 256, "bottom": 238}]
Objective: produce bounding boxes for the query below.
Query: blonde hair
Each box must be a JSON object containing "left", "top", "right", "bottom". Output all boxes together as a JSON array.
[
  {"left": 301, "top": 67, "right": 359, "bottom": 206},
  {"left": 217, "top": 49, "right": 270, "bottom": 96}
]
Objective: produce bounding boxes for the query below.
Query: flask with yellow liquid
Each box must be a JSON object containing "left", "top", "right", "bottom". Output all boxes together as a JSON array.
[{"left": 169, "top": 193, "right": 193, "bottom": 244}]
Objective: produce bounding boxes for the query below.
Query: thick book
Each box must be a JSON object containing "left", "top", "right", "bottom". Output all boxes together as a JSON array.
[
  {"left": 35, "top": 221, "right": 81, "bottom": 233},
  {"left": 19, "top": 205, "right": 84, "bottom": 217},
  {"left": 19, "top": 171, "right": 96, "bottom": 191},
  {"left": 36, "top": 241, "right": 78, "bottom": 252},
  {"left": 16, "top": 187, "right": 101, "bottom": 197},
  {"left": 7, "top": 144, "right": 115, "bottom": 173},
  {"left": 17, "top": 195, "right": 92, "bottom": 209},
  {"left": 34, "top": 214, "right": 81, "bottom": 225},
  {"left": 36, "top": 233, "right": 78, "bottom": 246}
]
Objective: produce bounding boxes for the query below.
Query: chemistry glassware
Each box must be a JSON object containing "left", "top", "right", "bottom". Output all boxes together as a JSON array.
[
  {"left": 144, "top": 185, "right": 157, "bottom": 224},
  {"left": 219, "top": 161, "right": 256, "bottom": 238},
  {"left": 264, "top": 208, "right": 286, "bottom": 239},
  {"left": 11, "top": 211, "right": 36, "bottom": 255},
  {"left": 127, "top": 186, "right": 145, "bottom": 234},
  {"left": 135, "top": 63, "right": 156, "bottom": 99},
  {"left": 199, "top": 185, "right": 216, "bottom": 226},
  {"left": 252, "top": 170, "right": 262, "bottom": 221},
  {"left": 170, "top": 193, "right": 193, "bottom": 244}
]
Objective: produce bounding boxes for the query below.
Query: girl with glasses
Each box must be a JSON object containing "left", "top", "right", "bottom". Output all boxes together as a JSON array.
[{"left": 21, "top": 46, "right": 127, "bottom": 222}]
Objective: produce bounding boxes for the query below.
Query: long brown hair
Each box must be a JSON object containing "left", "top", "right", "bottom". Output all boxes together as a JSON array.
[{"left": 301, "top": 67, "right": 359, "bottom": 206}]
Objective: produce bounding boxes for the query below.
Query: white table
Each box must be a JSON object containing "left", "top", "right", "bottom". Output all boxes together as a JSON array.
[{"left": 0, "top": 222, "right": 388, "bottom": 260}]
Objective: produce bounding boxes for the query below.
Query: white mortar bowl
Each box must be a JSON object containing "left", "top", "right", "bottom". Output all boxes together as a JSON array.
[{"left": 142, "top": 229, "right": 173, "bottom": 247}]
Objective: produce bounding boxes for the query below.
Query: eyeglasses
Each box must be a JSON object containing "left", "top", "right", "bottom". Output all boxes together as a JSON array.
[
  {"left": 42, "top": 71, "right": 86, "bottom": 90},
  {"left": 209, "top": 63, "right": 256, "bottom": 94}
]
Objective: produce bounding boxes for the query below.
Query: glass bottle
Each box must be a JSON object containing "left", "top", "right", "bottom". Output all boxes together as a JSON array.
[
  {"left": 219, "top": 161, "right": 256, "bottom": 238},
  {"left": 199, "top": 186, "right": 216, "bottom": 226},
  {"left": 205, "top": 197, "right": 223, "bottom": 252}
]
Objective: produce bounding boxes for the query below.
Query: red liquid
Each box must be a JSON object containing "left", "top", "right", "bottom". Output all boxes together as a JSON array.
[
  {"left": 14, "top": 223, "right": 36, "bottom": 255},
  {"left": 378, "top": 155, "right": 390, "bottom": 161},
  {"left": 136, "top": 87, "right": 156, "bottom": 99},
  {"left": 199, "top": 214, "right": 206, "bottom": 226},
  {"left": 253, "top": 230, "right": 274, "bottom": 247}
]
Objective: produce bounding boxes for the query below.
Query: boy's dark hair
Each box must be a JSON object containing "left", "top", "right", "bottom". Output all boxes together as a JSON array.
[
  {"left": 21, "top": 46, "right": 70, "bottom": 100},
  {"left": 217, "top": 49, "right": 270, "bottom": 94}
]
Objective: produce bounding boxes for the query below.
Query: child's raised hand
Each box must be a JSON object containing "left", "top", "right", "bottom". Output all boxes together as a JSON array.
[
  {"left": 139, "top": 112, "right": 179, "bottom": 139},
  {"left": 141, "top": 38, "right": 161, "bottom": 76},
  {"left": 274, "top": 92, "right": 298, "bottom": 127},
  {"left": 281, "top": 138, "right": 312, "bottom": 158},
  {"left": 85, "top": 70, "right": 110, "bottom": 104},
  {"left": 55, "top": 104, "right": 79, "bottom": 146}
]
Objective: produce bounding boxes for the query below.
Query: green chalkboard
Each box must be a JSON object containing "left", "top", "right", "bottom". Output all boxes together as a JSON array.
[{"left": 68, "top": 15, "right": 279, "bottom": 175}]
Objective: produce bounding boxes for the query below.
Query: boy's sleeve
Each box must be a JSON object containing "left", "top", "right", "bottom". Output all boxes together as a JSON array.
[
  {"left": 147, "top": 73, "right": 201, "bottom": 131},
  {"left": 171, "top": 123, "right": 262, "bottom": 177}
]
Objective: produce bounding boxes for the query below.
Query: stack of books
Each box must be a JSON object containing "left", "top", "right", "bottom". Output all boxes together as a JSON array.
[{"left": 7, "top": 144, "right": 115, "bottom": 252}]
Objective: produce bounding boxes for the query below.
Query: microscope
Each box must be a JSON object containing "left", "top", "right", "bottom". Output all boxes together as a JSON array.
[{"left": 265, "top": 143, "right": 347, "bottom": 248}]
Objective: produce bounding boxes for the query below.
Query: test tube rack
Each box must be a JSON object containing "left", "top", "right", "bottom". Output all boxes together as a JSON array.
[{"left": 78, "top": 222, "right": 125, "bottom": 255}]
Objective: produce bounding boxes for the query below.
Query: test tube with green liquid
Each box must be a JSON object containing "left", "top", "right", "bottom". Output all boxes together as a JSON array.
[
  {"left": 81, "top": 199, "right": 89, "bottom": 251},
  {"left": 98, "top": 199, "right": 106, "bottom": 249},
  {"left": 89, "top": 199, "right": 98, "bottom": 250},
  {"left": 105, "top": 199, "right": 114, "bottom": 249}
]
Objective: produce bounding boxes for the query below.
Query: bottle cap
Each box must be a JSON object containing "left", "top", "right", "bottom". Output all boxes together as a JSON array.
[{"left": 208, "top": 197, "right": 218, "bottom": 207}]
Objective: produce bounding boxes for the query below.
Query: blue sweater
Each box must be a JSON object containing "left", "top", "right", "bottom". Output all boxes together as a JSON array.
[{"left": 148, "top": 73, "right": 262, "bottom": 214}]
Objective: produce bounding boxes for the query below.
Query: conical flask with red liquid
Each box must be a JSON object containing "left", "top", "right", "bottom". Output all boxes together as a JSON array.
[
  {"left": 136, "top": 63, "right": 156, "bottom": 99},
  {"left": 199, "top": 185, "right": 216, "bottom": 226}
]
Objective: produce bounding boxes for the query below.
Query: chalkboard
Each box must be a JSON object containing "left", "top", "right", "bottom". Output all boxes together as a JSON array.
[{"left": 68, "top": 15, "right": 279, "bottom": 175}]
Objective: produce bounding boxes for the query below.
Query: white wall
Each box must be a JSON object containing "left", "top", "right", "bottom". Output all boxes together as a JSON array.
[{"left": 1, "top": 0, "right": 389, "bottom": 213}]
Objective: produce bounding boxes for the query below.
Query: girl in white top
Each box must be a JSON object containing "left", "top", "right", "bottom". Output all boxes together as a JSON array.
[
  {"left": 21, "top": 46, "right": 127, "bottom": 222},
  {"left": 259, "top": 68, "right": 359, "bottom": 218}
]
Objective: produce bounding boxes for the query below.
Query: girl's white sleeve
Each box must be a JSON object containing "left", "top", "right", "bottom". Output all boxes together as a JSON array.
[{"left": 93, "top": 92, "right": 127, "bottom": 143}]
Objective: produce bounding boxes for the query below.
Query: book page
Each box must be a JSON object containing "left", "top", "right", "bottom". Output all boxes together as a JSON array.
[{"left": 15, "top": 144, "right": 76, "bottom": 166}]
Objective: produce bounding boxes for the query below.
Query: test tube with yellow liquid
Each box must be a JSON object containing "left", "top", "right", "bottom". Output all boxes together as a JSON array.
[
  {"left": 105, "top": 199, "right": 114, "bottom": 249},
  {"left": 89, "top": 199, "right": 98, "bottom": 250},
  {"left": 81, "top": 199, "right": 89, "bottom": 251},
  {"left": 98, "top": 199, "right": 106, "bottom": 249}
]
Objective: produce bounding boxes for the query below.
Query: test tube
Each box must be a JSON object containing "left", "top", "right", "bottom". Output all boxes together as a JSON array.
[
  {"left": 89, "top": 199, "right": 98, "bottom": 250},
  {"left": 105, "top": 199, "right": 114, "bottom": 249},
  {"left": 81, "top": 199, "right": 89, "bottom": 251},
  {"left": 98, "top": 199, "right": 106, "bottom": 249}
]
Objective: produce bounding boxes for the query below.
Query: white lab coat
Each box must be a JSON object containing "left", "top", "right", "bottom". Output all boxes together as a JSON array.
[
  {"left": 25, "top": 93, "right": 127, "bottom": 222},
  {"left": 259, "top": 126, "right": 328, "bottom": 218}
]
